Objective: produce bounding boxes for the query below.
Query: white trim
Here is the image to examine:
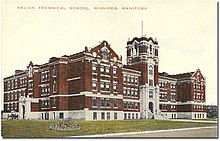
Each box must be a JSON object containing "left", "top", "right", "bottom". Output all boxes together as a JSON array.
[
  {"left": 122, "top": 68, "right": 141, "bottom": 75},
  {"left": 85, "top": 93, "right": 123, "bottom": 99},
  {"left": 100, "top": 63, "right": 110, "bottom": 67},
  {"left": 49, "top": 93, "right": 85, "bottom": 98},
  {"left": 177, "top": 101, "right": 206, "bottom": 105},
  {"left": 67, "top": 77, "right": 81, "bottom": 81},
  {"left": 123, "top": 99, "right": 140, "bottom": 102},
  {"left": 69, "top": 56, "right": 85, "bottom": 63},
  {"left": 4, "top": 101, "right": 19, "bottom": 104},
  {"left": 159, "top": 101, "right": 177, "bottom": 105},
  {"left": 4, "top": 88, "right": 26, "bottom": 93}
]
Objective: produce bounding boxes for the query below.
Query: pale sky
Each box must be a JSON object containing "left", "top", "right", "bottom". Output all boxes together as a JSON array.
[{"left": 1, "top": 0, "right": 217, "bottom": 105}]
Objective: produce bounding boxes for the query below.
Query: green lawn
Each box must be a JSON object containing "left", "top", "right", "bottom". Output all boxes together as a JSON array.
[{"left": 1, "top": 119, "right": 217, "bottom": 138}]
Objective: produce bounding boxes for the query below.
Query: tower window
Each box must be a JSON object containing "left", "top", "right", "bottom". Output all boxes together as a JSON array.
[
  {"left": 149, "top": 90, "right": 153, "bottom": 98},
  {"left": 150, "top": 45, "right": 152, "bottom": 54},
  {"left": 149, "top": 65, "right": 154, "bottom": 75},
  {"left": 149, "top": 79, "right": 153, "bottom": 86}
]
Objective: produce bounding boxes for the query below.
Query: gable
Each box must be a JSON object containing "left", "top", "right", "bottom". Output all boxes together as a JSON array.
[
  {"left": 89, "top": 41, "right": 120, "bottom": 61},
  {"left": 192, "top": 69, "right": 205, "bottom": 81}
]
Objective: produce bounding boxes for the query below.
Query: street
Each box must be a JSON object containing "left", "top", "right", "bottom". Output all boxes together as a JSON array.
[{"left": 71, "top": 126, "right": 218, "bottom": 138}]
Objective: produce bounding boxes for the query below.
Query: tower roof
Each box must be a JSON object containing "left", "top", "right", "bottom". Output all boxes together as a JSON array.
[{"left": 127, "top": 36, "right": 158, "bottom": 45}]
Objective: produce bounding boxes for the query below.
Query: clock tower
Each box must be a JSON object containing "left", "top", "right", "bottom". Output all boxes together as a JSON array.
[{"left": 126, "top": 36, "right": 160, "bottom": 119}]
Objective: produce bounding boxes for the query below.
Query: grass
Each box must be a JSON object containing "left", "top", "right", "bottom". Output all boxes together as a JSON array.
[{"left": 1, "top": 119, "right": 217, "bottom": 138}]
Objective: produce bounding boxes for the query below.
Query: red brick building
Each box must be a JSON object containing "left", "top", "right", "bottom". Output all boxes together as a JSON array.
[{"left": 3, "top": 37, "right": 206, "bottom": 120}]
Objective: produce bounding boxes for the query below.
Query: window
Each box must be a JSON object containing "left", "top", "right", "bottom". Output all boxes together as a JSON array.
[
  {"left": 107, "top": 113, "right": 110, "bottom": 120},
  {"left": 92, "top": 64, "right": 97, "bottom": 73},
  {"left": 149, "top": 70, "right": 153, "bottom": 75},
  {"left": 131, "top": 90, "right": 134, "bottom": 96},
  {"left": 135, "top": 103, "right": 138, "bottom": 109},
  {"left": 131, "top": 76, "right": 134, "bottom": 84},
  {"left": 92, "top": 82, "right": 97, "bottom": 90},
  {"left": 132, "top": 113, "right": 134, "bottom": 119},
  {"left": 150, "top": 44, "right": 153, "bottom": 54},
  {"left": 15, "top": 79, "right": 18, "bottom": 88},
  {"left": 171, "top": 83, "right": 176, "bottom": 89},
  {"left": 7, "top": 81, "right": 10, "bottom": 90},
  {"left": 53, "top": 81, "right": 57, "bottom": 93},
  {"left": 100, "top": 82, "right": 104, "bottom": 91},
  {"left": 113, "top": 84, "right": 117, "bottom": 92},
  {"left": 136, "top": 113, "right": 138, "bottom": 119},
  {"left": 14, "top": 103, "right": 17, "bottom": 110},
  {"left": 123, "top": 76, "right": 126, "bottom": 83},
  {"left": 11, "top": 80, "right": 14, "bottom": 89},
  {"left": 93, "top": 112, "right": 97, "bottom": 120},
  {"left": 131, "top": 102, "right": 134, "bottom": 109},
  {"left": 135, "top": 90, "right": 138, "bottom": 97},
  {"left": 171, "top": 105, "right": 176, "bottom": 110},
  {"left": 7, "top": 104, "right": 10, "bottom": 110},
  {"left": 161, "top": 104, "right": 167, "bottom": 110},
  {"left": 13, "top": 92, "right": 15, "bottom": 100},
  {"left": 21, "top": 90, "right": 25, "bottom": 96},
  {"left": 102, "top": 49, "right": 109, "bottom": 60},
  {"left": 114, "top": 113, "right": 117, "bottom": 119},
  {"left": 135, "top": 78, "right": 138, "bottom": 85},
  {"left": 149, "top": 91, "right": 153, "bottom": 98},
  {"left": 28, "top": 81, "right": 33, "bottom": 89},
  {"left": 149, "top": 79, "right": 153, "bottom": 86},
  {"left": 100, "top": 66, "right": 104, "bottom": 74},
  {"left": 127, "top": 76, "right": 130, "bottom": 82},
  {"left": 127, "top": 102, "right": 130, "bottom": 109},
  {"left": 92, "top": 98, "right": 97, "bottom": 107},
  {"left": 59, "top": 113, "right": 64, "bottom": 119},
  {"left": 53, "top": 66, "right": 57, "bottom": 76},
  {"left": 106, "top": 67, "right": 110, "bottom": 75},
  {"left": 106, "top": 99, "right": 110, "bottom": 107},
  {"left": 123, "top": 89, "right": 126, "bottom": 96},
  {"left": 127, "top": 89, "right": 130, "bottom": 96},
  {"left": 128, "top": 113, "right": 131, "bottom": 119},
  {"left": 113, "top": 68, "right": 117, "bottom": 76},
  {"left": 124, "top": 113, "right": 127, "bottom": 119},
  {"left": 15, "top": 91, "right": 18, "bottom": 100},
  {"left": 106, "top": 82, "right": 110, "bottom": 91},
  {"left": 123, "top": 102, "right": 127, "bottom": 108},
  {"left": 113, "top": 99, "right": 117, "bottom": 107},
  {"left": 101, "top": 99, "right": 105, "bottom": 107},
  {"left": 101, "top": 112, "right": 105, "bottom": 120},
  {"left": 171, "top": 93, "right": 176, "bottom": 101},
  {"left": 52, "top": 98, "right": 57, "bottom": 108}
]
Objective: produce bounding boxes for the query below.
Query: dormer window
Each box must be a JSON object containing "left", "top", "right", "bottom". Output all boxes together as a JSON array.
[{"left": 102, "top": 48, "right": 109, "bottom": 60}]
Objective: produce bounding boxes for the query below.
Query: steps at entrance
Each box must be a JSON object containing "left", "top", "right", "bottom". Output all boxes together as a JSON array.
[{"left": 154, "top": 114, "right": 170, "bottom": 120}]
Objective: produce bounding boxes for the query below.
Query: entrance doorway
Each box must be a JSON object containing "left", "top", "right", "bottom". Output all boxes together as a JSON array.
[
  {"left": 149, "top": 102, "right": 154, "bottom": 113},
  {"left": 22, "top": 105, "right": 25, "bottom": 119}
]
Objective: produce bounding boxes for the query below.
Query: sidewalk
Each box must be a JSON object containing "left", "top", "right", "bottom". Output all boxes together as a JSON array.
[{"left": 169, "top": 119, "right": 218, "bottom": 123}]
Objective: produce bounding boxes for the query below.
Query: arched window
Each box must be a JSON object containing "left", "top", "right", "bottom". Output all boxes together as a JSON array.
[{"left": 149, "top": 65, "right": 154, "bottom": 75}]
